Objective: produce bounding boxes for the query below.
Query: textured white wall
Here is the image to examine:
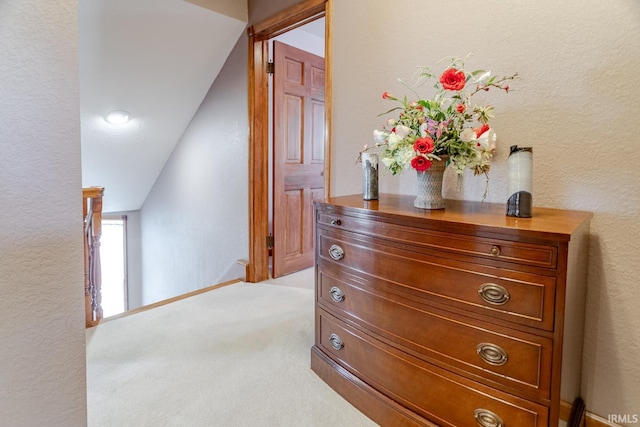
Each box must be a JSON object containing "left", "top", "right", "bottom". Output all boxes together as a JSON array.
[
  {"left": 0, "top": 1, "right": 87, "bottom": 426},
  {"left": 137, "top": 0, "right": 312, "bottom": 306},
  {"left": 140, "top": 35, "right": 249, "bottom": 305},
  {"left": 331, "top": 0, "right": 640, "bottom": 421},
  {"left": 248, "top": 0, "right": 301, "bottom": 25},
  {"left": 184, "top": 0, "right": 248, "bottom": 22}
]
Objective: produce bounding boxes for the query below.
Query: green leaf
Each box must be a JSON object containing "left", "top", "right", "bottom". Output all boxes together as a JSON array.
[
  {"left": 470, "top": 69, "right": 487, "bottom": 77},
  {"left": 377, "top": 106, "right": 403, "bottom": 117}
]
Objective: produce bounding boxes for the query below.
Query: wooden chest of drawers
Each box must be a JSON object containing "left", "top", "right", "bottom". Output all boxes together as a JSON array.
[{"left": 311, "top": 194, "right": 591, "bottom": 427}]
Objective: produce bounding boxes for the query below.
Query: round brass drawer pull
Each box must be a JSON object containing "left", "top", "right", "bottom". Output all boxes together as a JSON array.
[
  {"left": 478, "top": 283, "right": 510, "bottom": 305},
  {"left": 474, "top": 409, "right": 504, "bottom": 427},
  {"left": 330, "top": 218, "right": 342, "bottom": 226},
  {"left": 477, "top": 343, "right": 509, "bottom": 366},
  {"left": 328, "top": 244, "right": 345, "bottom": 261},
  {"left": 329, "top": 286, "right": 345, "bottom": 303},
  {"left": 329, "top": 333, "right": 344, "bottom": 351},
  {"left": 490, "top": 245, "right": 501, "bottom": 256}
]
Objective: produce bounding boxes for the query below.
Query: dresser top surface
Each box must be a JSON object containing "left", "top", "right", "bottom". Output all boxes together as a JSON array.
[{"left": 317, "top": 194, "right": 592, "bottom": 241}]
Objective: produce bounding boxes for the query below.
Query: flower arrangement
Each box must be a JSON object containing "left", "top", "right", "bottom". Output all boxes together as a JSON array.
[{"left": 363, "top": 56, "right": 517, "bottom": 184}]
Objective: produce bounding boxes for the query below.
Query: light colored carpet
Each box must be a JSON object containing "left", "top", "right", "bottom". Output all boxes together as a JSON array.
[{"left": 86, "top": 271, "right": 377, "bottom": 427}]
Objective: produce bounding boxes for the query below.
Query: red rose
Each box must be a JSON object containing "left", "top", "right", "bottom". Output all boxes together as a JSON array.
[
  {"left": 411, "top": 156, "right": 432, "bottom": 172},
  {"left": 413, "top": 137, "right": 435, "bottom": 154},
  {"left": 439, "top": 68, "right": 466, "bottom": 91},
  {"left": 474, "top": 124, "right": 490, "bottom": 138},
  {"left": 456, "top": 103, "right": 466, "bottom": 113}
]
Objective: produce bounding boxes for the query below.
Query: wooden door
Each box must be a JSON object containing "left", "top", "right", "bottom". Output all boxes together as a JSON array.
[{"left": 272, "top": 41, "right": 325, "bottom": 278}]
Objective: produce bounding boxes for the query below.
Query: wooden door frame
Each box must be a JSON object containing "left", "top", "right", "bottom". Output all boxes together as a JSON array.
[{"left": 246, "top": 0, "right": 332, "bottom": 283}]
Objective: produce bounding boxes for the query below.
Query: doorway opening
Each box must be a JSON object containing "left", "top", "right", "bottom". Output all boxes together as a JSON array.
[
  {"left": 100, "top": 215, "right": 128, "bottom": 317},
  {"left": 247, "top": 0, "right": 332, "bottom": 283}
]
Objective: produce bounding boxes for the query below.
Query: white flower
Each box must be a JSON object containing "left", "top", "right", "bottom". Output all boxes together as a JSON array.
[
  {"left": 460, "top": 128, "right": 477, "bottom": 142},
  {"left": 373, "top": 129, "right": 388, "bottom": 144},
  {"left": 388, "top": 132, "right": 403, "bottom": 149},
  {"left": 476, "top": 129, "right": 497, "bottom": 151},
  {"left": 419, "top": 123, "right": 429, "bottom": 137},
  {"left": 394, "top": 124, "right": 412, "bottom": 138},
  {"left": 387, "top": 118, "right": 397, "bottom": 126},
  {"left": 396, "top": 149, "right": 414, "bottom": 166},
  {"left": 381, "top": 156, "right": 395, "bottom": 169}
]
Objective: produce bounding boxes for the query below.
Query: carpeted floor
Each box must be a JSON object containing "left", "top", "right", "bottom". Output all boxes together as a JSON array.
[{"left": 86, "top": 269, "right": 377, "bottom": 426}]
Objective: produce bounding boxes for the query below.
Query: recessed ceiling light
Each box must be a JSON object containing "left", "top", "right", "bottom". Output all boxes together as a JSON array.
[{"left": 104, "top": 110, "right": 131, "bottom": 124}]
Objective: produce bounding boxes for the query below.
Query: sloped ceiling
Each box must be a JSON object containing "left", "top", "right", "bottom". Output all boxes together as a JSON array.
[{"left": 79, "top": 0, "right": 247, "bottom": 212}]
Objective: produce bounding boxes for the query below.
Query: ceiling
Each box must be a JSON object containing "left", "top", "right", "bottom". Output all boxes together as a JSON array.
[
  {"left": 79, "top": 1, "right": 324, "bottom": 213},
  {"left": 79, "top": 0, "right": 247, "bottom": 212}
]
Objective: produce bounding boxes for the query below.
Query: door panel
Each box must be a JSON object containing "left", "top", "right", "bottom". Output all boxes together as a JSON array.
[
  {"left": 311, "top": 100, "right": 325, "bottom": 162},
  {"left": 273, "top": 41, "right": 325, "bottom": 278},
  {"left": 285, "top": 189, "right": 303, "bottom": 256},
  {"left": 285, "top": 95, "right": 303, "bottom": 161}
]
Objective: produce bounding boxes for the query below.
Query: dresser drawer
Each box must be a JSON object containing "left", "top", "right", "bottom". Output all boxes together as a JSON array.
[
  {"left": 318, "top": 268, "right": 553, "bottom": 399},
  {"left": 317, "top": 309, "right": 549, "bottom": 427},
  {"left": 317, "top": 211, "right": 558, "bottom": 269},
  {"left": 318, "top": 229, "right": 557, "bottom": 331}
]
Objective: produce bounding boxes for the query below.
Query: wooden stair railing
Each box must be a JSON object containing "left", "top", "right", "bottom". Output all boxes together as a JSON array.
[{"left": 83, "top": 187, "right": 104, "bottom": 328}]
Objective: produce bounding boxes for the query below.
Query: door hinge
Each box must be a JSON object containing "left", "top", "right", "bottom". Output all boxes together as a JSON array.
[
  {"left": 266, "top": 233, "right": 274, "bottom": 249},
  {"left": 266, "top": 60, "right": 274, "bottom": 75}
]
